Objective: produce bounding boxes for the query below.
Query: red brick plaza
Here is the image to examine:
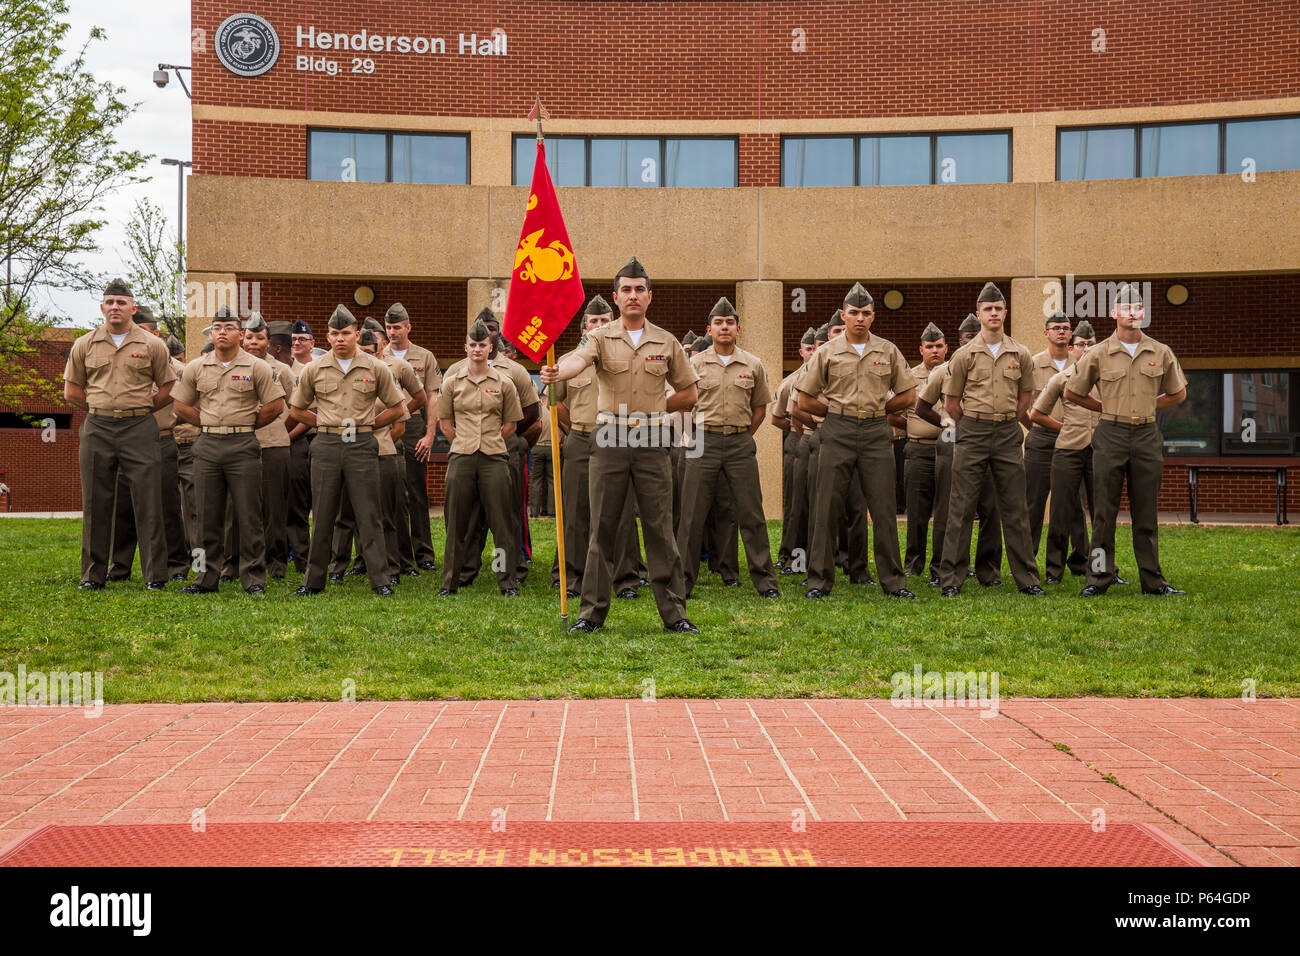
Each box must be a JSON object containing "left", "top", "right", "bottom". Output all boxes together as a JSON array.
[{"left": 3, "top": 699, "right": 1296, "bottom": 866}]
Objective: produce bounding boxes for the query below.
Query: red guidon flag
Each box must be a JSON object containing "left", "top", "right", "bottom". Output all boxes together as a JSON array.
[{"left": 503, "top": 141, "right": 585, "bottom": 362}]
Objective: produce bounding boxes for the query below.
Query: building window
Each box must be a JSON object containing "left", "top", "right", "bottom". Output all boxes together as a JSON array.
[
  {"left": 511, "top": 135, "right": 737, "bottom": 187},
  {"left": 1058, "top": 115, "right": 1300, "bottom": 180},
  {"left": 1161, "top": 370, "right": 1296, "bottom": 456},
  {"left": 308, "top": 129, "right": 469, "bottom": 184},
  {"left": 782, "top": 132, "right": 1010, "bottom": 186}
]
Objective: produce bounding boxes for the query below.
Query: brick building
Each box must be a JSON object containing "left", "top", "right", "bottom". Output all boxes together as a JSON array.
[{"left": 6, "top": 0, "right": 1299, "bottom": 516}]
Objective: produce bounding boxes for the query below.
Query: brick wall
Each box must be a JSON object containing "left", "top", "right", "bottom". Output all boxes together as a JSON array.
[
  {"left": 193, "top": 120, "right": 304, "bottom": 178},
  {"left": 193, "top": 1, "right": 1300, "bottom": 119},
  {"left": 0, "top": 339, "right": 84, "bottom": 512}
]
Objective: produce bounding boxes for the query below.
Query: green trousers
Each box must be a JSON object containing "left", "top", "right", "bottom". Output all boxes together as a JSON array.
[
  {"left": 1087, "top": 421, "right": 1169, "bottom": 592},
  {"left": 78, "top": 414, "right": 166, "bottom": 586},
  {"left": 940, "top": 418, "right": 1039, "bottom": 590},
  {"left": 194, "top": 432, "right": 264, "bottom": 590},
  {"left": 304, "top": 433, "right": 388, "bottom": 590},
  {"left": 443, "top": 450, "right": 518, "bottom": 593}
]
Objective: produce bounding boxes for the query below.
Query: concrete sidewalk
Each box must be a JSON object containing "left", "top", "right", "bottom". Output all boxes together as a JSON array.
[{"left": 1, "top": 699, "right": 1296, "bottom": 866}]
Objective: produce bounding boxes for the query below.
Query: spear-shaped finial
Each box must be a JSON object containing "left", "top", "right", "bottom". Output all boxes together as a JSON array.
[{"left": 527, "top": 94, "right": 550, "bottom": 143}]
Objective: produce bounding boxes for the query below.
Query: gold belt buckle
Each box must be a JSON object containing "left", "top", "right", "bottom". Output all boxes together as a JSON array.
[
  {"left": 856, "top": 410, "right": 869, "bottom": 420},
  {"left": 111, "top": 409, "right": 125, "bottom": 419},
  {"left": 1130, "top": 416, "right": 1142, "bottom": 425}
]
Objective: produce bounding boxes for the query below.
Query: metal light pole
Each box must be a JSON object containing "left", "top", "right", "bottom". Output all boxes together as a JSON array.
[{"left": 161, "top": 159, "right": 191, "bottom": 322}]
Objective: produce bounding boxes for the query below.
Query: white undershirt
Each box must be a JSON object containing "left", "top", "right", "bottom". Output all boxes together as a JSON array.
[
  {"left": 109, "top": 332, "right": 127, "bottom": 347},
  {"left": 627, "top": 328, "right": 644, "bottom": 348},
  {"left": 1052, "top": 357, "right": 1067, "bottom": 371},
  {"left": 719, "top": 353, "right": 733, "bottom": 365},
  {"left": 337, "top": 357, "right": 353, "bottom": 373},
  {"left": 851, "top": 342, "right": 866, "bottom": 356},
  {"left": 986, "top": 341, "right": 1002, "bottom": 357},
  {"left": 1121, "top": 341, "right": 1139, "bottom": 357},
  {"left": 391, "top": 348, "right": 407, "bottom": 359},
  {"left": 221, "top": 361, "right": 231, "bottom": 368}
]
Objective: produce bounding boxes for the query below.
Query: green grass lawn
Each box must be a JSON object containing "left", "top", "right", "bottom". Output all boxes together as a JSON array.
[{"left": 1, "top": 518, "right": 1297, "bottom": 701}]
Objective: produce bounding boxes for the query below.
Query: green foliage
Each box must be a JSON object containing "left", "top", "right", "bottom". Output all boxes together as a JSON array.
[
  {"left": 0, "top": 290, "right": 68, "bottom": 408},
  {"left": 123, "top": 198, "right": 185, "bottom": 340},
  {"left": 1, "top": 520, "right": 1298, "bottom": 702},
  {"left": 0, "top": 0, "right": 149, "bottom": 330}
]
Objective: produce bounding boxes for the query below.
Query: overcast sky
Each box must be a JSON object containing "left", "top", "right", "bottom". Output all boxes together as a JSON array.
[{"left": 40, "top": 0, "right": 192, "bottom": 326}]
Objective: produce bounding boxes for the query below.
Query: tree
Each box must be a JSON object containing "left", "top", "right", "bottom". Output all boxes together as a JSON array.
[
  {"left": 0, "top": 0, "right": 149, "bottom": 332},
  {"left": 0, "top": 290, "right": 66, "bottom": 409},
  {"left": 123, "top": 198, "right": 185, "bottom": 340}
]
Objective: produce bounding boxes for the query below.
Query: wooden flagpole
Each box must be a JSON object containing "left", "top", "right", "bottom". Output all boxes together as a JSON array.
[{"left": 532, "top": 95, "right": 568, "bottom": 628}]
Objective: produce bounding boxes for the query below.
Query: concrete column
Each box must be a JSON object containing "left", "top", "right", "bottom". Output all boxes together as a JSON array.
[
  {"left": 183, "top": 271, "right": 238, "bottom": 361},
  {"left": 1010, "top": 276, "right": 1059, "bottom": 342},
  {"left": 735, "top": 280, "right": 784, "bottom": 519},
  {"left": 467, "top": 278, "right": 510, "bottom": 327},
  {"left": 471, "top": 130, "right": 514, "bottom": 187}
]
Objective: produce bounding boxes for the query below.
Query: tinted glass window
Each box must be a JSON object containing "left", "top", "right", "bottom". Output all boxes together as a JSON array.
[
  {"left": 782, "top": 137, "right": 854, "bottom": 186},
  {"left": 860, "top": 136, "right": 930, "bottom": 185},
  {"left": 665, "top": 139, "right": 736, "bottom": 187},
  {"left": 309, "top": 130, "right": 385, "bottom": 182},
  {"left": 514, "top": 136, "right": 587, "bottom": 186},
  {"left": 1225, "top": 117, "right": 1300, "bottom": 174},
  {"left": 1058, "top": 127, "right": 1137, "bottom": 180},
  {"left": 591, "top": 138, "right": 661, "bottom": 187},
  {"left": 392, "top": 134, "right": 467, "bottom": 184},
  {"left": 1140, "top": 123, "right": 1219, "bottom": 177},
  {"left": 934, "top": 133, "right": 1010, "bottom": 184}
]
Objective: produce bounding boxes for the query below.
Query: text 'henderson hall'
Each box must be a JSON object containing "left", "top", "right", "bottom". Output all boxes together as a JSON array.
[{"left": 295, "top": 25, "right": 507, "bottom": 56}]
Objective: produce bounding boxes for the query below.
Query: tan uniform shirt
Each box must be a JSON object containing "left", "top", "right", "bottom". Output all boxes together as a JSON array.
[
  {"left": 433, "top": 364, "right": 523, "bottom": 455},
  {"left": 173, "top": 350, "right": 284, "bottom": 427},
  {"left": 691, "top": 347, "right": 771, "bottom": 428},
  {"left": 918, "top": 362, "right": 957, "bottom": 427},
  {"left": 796, "top": 333, "right": 912, "bottom": 417},
  {"left": 63, "top": 324, "right": 176, "bottom": 412},
  {"left": 376, "top": 354, "right": 421, "bottom": 455},
  {"left": 1034, "top": 366, "right": 1100, "bottom": 451},
  {"left": 1031, "top": 349, "right": 1073, "bottom": 421},
  {"left": 153, "top": 355, "right": 186, "bottom": 433},
  {"left": 573, "top": 320, "right": 698, "bottom": 417},
  {"left": 905, "top": 362, "right": 944, "bottom": 440},
  {"left": 254, "top": 356, "right": 296, "bottom": 448},
  {"left": 384, "top": 341, "right": 441, "bottom": 405},
  {"left": 942, "top": 336, "right": 1035, "bottom": 416},
  {"left": 554, "top": 347, "right": 598, "bottom": 430},
  {"left": 1070, "top": 333, "right": 1188, "bottom": 421},
  {"left": 291, "top": 358, "right": 316, "bottom": 435},
  {"left": 290, "top": 349, "right": 403, "bottom": 428}
]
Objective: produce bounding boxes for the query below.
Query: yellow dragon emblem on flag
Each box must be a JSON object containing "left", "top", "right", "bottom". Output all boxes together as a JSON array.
[{"left": 513, "top": 194, "right": 576, "bottom": 283}]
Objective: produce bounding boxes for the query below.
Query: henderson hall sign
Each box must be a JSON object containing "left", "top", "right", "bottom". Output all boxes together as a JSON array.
[{"left": 213, "top": 12, "right": 508, "bottom": 79}]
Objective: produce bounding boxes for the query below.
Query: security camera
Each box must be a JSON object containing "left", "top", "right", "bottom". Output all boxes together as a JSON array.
[{"left": 153, "top": 69, "right": 169, "bottom": 88}]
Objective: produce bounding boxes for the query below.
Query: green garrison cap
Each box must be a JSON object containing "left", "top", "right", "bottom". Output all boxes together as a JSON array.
[
  {"left": 467, "top": 316, "right": 491, "bottom": 342},
  {"left": 473, "top": 307, "right": 497, "bottom": 328},
  {"left": 921, "top": 322, "right": 944, "bottom": 343},
  {"left": 1072, "top": 320, "right": 1097, "bottom": 339},
  {"left": 213, "top": 305, "right": 239, "bottom": 324},
  {"left": 267, "top": 320, "right": 293, "bottom": 338},
  {"left": 691, "top": 334, "right": 712, "bottom": 353},
  {"left": 133, "top": 304, "right": 156, "bottom": 324},
  {"left": 709, "top": 296, "right": 737, "bottom": 318},
  {"left": 200, "top": 341, "right": 215, "bottom": 354},
  {"left": 242, "top": 311, "right": 267, "bottom": 333},
  {"left": 814, "top": 324, "right": 830, "bottom": 344},
  {"left": 828, "top": 308, "right": 846, "bottom": 328},
  {"left": 165, "top": 335, "right": 184, "bottom": 356},
  {"left": 362, "top": 317, "right": 384, "bottom": 333},
  {"left": 1115, "top": 282, "right": 1144, "bottom": 305},
  {"left": 959, "top": 313, "right": 981, "bottom": 334},
  {"left": 385, "top": 302, "right": 409, "bottom": 323},
  {"left": 843, "top": 283, "right": 873, "bottom": 308},
  {"left": 103, "top": 277, "right": 132, "bottom": 297},
  {"left": 1045, "top": 309, "right": 1070, "bottom": 328},
  {"left": 359, "top": 330, "right": 378, "bottom": 347},
  {"left": 800, "top": 326, "right": 817, "bottom": 347},
  {"left": 327, "top": 304, "right": 358, "bottom": 330},
  {"left": 682, "top": 330, "right": 697, "bottom": 346},
  {"left": 614, "top": 256, "right": 648, "bottom": 280},
  {"left": 977, "top": 281, "right": 1005, "bottom": 304},
  {"left": 585, "top": 294, "right": 612, "bottom": 316}
]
